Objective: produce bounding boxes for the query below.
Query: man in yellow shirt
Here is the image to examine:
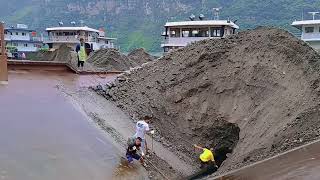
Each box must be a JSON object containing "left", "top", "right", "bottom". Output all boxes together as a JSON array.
[{"left": 194, "top": 144, "right": 218, "bottom": 169}]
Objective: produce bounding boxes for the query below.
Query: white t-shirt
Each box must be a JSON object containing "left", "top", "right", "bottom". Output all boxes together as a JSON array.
[{"left": 135, "top": 120, "right": 150, "bottom": 139}]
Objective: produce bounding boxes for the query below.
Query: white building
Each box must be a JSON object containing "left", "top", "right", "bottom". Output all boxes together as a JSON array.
[
  {"left": 44, "top": 26, "right": 116, "bottom": 51},
  {"left": 4, "top": 24, "right": 43, "bottom": 52},
  {"left": 161, "top": 20, "right": 239, "bottom": 52},
  {"left": 292, "top": 12, "right": 320, "bottom": 51}
]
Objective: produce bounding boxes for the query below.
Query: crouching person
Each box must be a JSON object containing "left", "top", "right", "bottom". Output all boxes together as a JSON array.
[
  {"left": 126, "top": 136, "right": 144, "bottom": 165},
  {"left": 187, "top": 144, "right": 218, "bottom": 180},
  {"left": 194, "top": 144, "right": 218, "bottom": 169}
]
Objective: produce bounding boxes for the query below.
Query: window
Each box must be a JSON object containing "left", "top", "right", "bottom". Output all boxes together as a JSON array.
[
  {"left": 182, "top": 29, "right": 191, "bottom": 37},
  {"left": 197, "top": 28, "right": 209, "bottom": 37},
  {"left": 16, "top": 32, "right": 19, "bottom": 35},
  {"left": 164, "top": 47, "right": 170, "bottom": 52},
  {"left": 181, "top": 28, "right": 209, "bottom": 37},
  {"left": 169, "top": 28, "right": 180, "bottom": 37},
  {"left": 182, "top": 28, "right": 198, "bottom": 37},
  {"left": 22, "top": 32, "right": 26, "bottom": 36},
  {"left": 10, "top": 32, "right": 13, "bottom": 35},
  {"left": 13, "top": 43, "right": 18, "bottom": 46},
  {"left": 24, "top": 44, "right": 28, "bottom": 47},
  {"left": 305, "top": 27, "right": 314, "bottom": 33},
  {"left": 211, "top": 28, "right": 222, "bottom": 37}
]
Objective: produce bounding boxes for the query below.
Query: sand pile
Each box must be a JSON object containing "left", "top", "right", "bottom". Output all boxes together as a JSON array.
[
  {"left": 127, "top": 48, "right": 155, "bottom": 65},
  {"left": 28, "top": 44, "right": 72, "bottom": 62},
  {"left": 87, "top": 48, "right": 137, "bottom": 71},
  {"left": 94, "top": 27, "right": 320, "bottom": 175},
  {"left": 54, "top": 44, "right": 72, "bottom": 62}
]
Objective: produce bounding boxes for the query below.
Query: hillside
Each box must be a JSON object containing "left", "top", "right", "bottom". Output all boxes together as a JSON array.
[{"left": 0, "top": 0, "right": 318, "bottom": 52}]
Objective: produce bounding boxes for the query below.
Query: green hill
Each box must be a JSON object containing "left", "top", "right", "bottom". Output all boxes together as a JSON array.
[{"left": 0, "top": 0, "right": 318, "bottom": 52}]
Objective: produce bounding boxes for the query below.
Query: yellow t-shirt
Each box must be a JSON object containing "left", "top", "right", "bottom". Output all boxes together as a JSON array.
[{"left": 200, "top": 148, "right": 214, "bottom": 162}]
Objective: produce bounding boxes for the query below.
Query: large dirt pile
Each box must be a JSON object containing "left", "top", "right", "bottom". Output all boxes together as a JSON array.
[
  {"left": 54, "top": 44, "right": 72, "bottom": 62},
  {"left": 94, "top": 27, "right": 320, "bottom": 175},
  {"left": 87, "top": 48, "right": 137, "bottom": 71},
  {"left": 127, "top": 48, "right": 155, "bottom": 65},
  {"left": 28, "top": 44, "right": 72, "bottom": 62}
]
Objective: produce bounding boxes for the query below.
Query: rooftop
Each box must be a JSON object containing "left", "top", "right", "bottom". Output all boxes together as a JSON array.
[
  {"left": 5, "top": 39, "right": 43, "bottom": 43},
  {"left": 97, "top": 37, "right": 117, "bottom": 40},
  {"left": 5, "top": 28, "right": 35, "bottom": 32},
  {"left": 292, "top": 20, "right": 320, "bottom": 29},
  {"left": 46, "top": 26, "right": 100, "bottom": 33},
  {"left": 164, "top": 20, "right": 239, "bottom": 29}
]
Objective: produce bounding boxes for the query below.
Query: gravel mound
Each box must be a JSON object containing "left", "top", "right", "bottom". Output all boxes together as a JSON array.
[
  {"left": 127, "top": 48, "right": 155, "bottom": 65},
  {"left": 87, "top": 48, "right": 137, "bottom": 71},
  {"left": 94, "top": 27, "right": 320, "bottom": 175},
  {"left": 28, "top": 44, "right": 72, "bottom": 62}
]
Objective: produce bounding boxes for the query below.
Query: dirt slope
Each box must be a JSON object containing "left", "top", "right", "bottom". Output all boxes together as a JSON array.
[
  {"left": 28, "top": 44, "right": 72, "bottom": 62},
  {"left": 94, "top": 27, "right": 320, "bottom": 175},
  {"left": 127, "top": 48, "right": 155, "bottom": 65},
  {"left": 87, "top": 48, "right": 137, "bottom": 71}
]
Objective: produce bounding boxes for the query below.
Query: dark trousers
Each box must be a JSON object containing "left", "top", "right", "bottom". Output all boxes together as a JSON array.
[
  {"left": 78, "top": 60, "right": 84, "bottom": 67},
  {"left": 187, "top": 161, "right": 218, "bottom": 180}
]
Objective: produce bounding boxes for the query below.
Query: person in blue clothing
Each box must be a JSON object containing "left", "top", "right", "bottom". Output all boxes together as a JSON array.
[
  {"left": 75, "top": 38, "right": 92, "bottom": 69},
  {"left": 126, "top": 136, "right": 144, "bottom": 165}
]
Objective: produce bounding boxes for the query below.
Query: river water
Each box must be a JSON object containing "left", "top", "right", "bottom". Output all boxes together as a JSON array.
[{"left": 0, "top": 70, "right": 146, "bottom": 180}]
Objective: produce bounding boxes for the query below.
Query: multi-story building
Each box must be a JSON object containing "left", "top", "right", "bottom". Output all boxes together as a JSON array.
[
  {"left": 161, "top": 17, "right": 239, "bottom": 52},
  {"left": 44, "top": 26, "right": 116, "bottom": 51},
  {"left": 4, "top": 24, "right": 43, "bottom": 52},
  {"left": 292, "top": 12, "right": 320, "bottom": 51}
]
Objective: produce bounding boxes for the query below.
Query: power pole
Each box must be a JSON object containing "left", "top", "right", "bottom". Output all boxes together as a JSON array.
[{"left": 0, "top": 22, "right": 8, "bottom": 84}]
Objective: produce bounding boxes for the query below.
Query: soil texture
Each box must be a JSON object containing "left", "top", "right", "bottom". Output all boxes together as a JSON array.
[{"left": 93, "top": 27, "right": 320, "bottom": 177}]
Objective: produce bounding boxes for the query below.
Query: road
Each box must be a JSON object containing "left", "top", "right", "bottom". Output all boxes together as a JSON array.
[{"left": 0, "top": 70, "right": 147, "bottom": 180}]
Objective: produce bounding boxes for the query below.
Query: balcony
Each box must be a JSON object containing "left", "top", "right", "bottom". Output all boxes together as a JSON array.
[
  {"left": 44, "top": 36, "right": 80, "bottom": 43},
  {"left": 43, "top": 36, "right": 98, "bottom": 44},
  {"left": 301, "top": 33, "right": 320, "bottom": 41},
  {"left": 161, "top": 37, "right": 214, "bottom": 47},
  {"left": 31, "top": 37, "right": 43, "bottom": 42}
]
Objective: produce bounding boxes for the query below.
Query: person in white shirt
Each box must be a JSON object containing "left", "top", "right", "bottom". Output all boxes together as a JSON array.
[
  {"left": 21, "top": 52, "right": 26, "bottom": 59},
  {"left": 134, "top": 116, "right": 153, "bottom": 156}
]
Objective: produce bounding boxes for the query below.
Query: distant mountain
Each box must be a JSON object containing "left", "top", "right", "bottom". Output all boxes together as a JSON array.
[{"left": 0, "top": 0, "right": 318, "bottom": 52}]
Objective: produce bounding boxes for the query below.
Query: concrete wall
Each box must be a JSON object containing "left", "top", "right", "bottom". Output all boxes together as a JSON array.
[{"left": 307, "top": 41, "right": 320, "bottom": 52}]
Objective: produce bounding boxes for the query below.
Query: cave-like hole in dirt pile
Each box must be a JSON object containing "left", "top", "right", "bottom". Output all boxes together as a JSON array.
[
  {"left": 189, "top": 120, "right": 240, "bottom": 179},
  {"left": 210, "top": 122, "right": 240, "bottom": 167}
]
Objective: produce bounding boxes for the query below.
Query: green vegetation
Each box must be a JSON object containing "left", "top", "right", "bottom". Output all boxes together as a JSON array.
[
  {"left": 5, "top": 45, "right": 18, "bottom": 53},
  {"left": 0, "top": 0, "right": 318, "bottom": 52},
  {"left": 7, "top": 6, "right": 34, "bottom": 22}
]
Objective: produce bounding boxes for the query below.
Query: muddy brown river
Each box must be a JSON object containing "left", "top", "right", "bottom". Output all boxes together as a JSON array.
[{"left": 0, "top": 70, "right": 147, "bottom": 180}]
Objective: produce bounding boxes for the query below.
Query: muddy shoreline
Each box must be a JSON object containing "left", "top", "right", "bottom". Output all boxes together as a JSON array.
[{"left": 59, "top": 86, "right": 195, "bottom": 179}]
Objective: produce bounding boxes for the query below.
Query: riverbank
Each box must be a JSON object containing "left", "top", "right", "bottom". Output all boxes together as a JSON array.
[{"left": 59, "top": 86, "right": 197, "bottom": 179}]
